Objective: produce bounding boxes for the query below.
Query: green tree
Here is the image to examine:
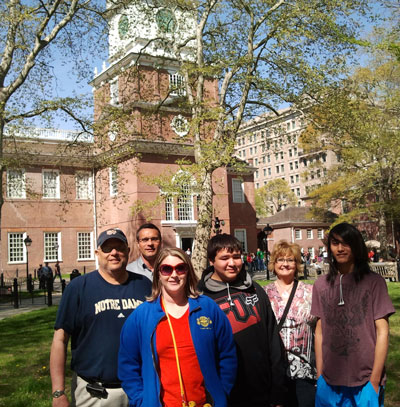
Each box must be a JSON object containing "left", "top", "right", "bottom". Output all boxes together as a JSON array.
[
  {"left": 255, "top": 179, "right": 297, "bottom": 217},
  {"left": 0, "top": 0, "right": 107, "bottom": 230},
  {"left": 300, "top": 49, "right": 400, "bottom": 258},
  {"left": 160, "top": 0, "right": 378, "bottom": 273},
  {"left": 97, "top": 0, "right": 382, "bottom": 273}
]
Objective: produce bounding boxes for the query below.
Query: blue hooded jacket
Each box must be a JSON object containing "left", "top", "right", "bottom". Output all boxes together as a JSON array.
[{"left": 118, "top": 295, "right": 237, "bottom": 407}]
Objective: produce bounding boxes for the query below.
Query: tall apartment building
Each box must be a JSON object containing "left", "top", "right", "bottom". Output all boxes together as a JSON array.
[{"left": 236, "top": 107, "right": 336, "bottom": 210}]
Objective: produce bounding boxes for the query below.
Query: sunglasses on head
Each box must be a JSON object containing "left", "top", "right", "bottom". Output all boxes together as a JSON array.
[{"left": 159, "top": 263, "right": 189, "bottom": 276}]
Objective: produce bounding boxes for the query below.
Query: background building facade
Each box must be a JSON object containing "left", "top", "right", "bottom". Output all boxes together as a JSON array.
[
  {"left": 236, "top": 107, "right": 337, "bottom": 209},
  {"left": 1, "top": 2, "right": 258, "bottom": 278}
]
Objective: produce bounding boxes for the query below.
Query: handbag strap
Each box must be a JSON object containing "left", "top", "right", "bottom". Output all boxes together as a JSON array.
[
  {"left": 161, "top": 297, "right": 188, "bottom": 407},
  {"left": 277, "top": 279, "right": 298, "bottom": 332}
]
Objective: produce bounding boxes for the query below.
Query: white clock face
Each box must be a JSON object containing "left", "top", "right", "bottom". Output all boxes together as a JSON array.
[
  {"left": 171, "top": 115, "right": 189, "bottom": 137},
  {"left": 156, "top": 8, "right": 176, "bottom": 33}
]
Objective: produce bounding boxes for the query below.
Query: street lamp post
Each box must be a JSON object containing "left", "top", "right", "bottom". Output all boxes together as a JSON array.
[
  {"left": 54, "top": 243, "right": 59, "bottom": 264},
  {"left": 213, "top": 217, "right": 225, "bottom": 235},
  {"left": 263, "top": 224, "right": 273, "bottom": 280},
  {"left": 24, "top": 235, "right": 32, "bottom": 282}
]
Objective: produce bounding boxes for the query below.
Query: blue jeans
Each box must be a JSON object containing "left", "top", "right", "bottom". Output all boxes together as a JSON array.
[{"left": 315, "top": 375, "right": 384, "bottom": 407}]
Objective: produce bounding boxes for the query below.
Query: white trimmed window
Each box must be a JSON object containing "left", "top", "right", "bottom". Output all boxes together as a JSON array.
[
  {"left": 43, "top": 170, "right": 60, "bottom": 199},
  {"left": 318, "top": 229, "right": 324, "bottom": 239},
  {"left": 169, "top": 73, "right": 186, "bottom": 96},
  {"left": 234, "top": 229, "right": 248, "bottom": 252},
  {"left": 7, "top": 169, "right": 26, "bottom": 199},
  {"left": 165, "top": 195, "right": 174, "bottom": 221},
  {"left": 76, "top": 172, "right": 93, "bottom": 200},
  {"left": 77, "top": 232, "right": 94, "bottom": 260},
  {"left": 177, "top": 184, "right": 193, "bottom": 221},
  {"left": 44, "top": 232, "right": 61, "bottom": 262},
  {"left": 109, "top": 167, "right": 118, "bottom": 197},
  {"left": 8, "top": 232, "right": 26, "bottom": 263},
  {"left": 307, "top": 229, "right": 313, "bottom": 239},
  {"left": 232, "top": 179, "right": 244, "bottom": 203},
  {"left": 295, "top": 229, "right": 302, "bottom": 239}
]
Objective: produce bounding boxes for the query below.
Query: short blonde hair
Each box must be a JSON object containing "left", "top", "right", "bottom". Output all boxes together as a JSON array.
[
  {"left": 147, "top": 247, "right": 200, "bottom": 301},
  {"left": 268, "top": 240, "right": 304, "bottom": 277}
]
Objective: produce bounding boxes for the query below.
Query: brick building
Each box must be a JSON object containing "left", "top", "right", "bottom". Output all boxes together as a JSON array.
[
  {"left": 257, "top": 207, "right": 336, "bottom": 259},
  {"left": 235, "top": 107, "right": 337, "bottom": 209},
  {"left": 1, "top": 2, "right": 257, "bottom": 278}
]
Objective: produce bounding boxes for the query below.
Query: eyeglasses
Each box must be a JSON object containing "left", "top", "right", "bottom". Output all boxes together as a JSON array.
[
  {"left": 159, "top": 263, "right": 189, "bottom": 276},
  {"left": 276, "top": 258, "right": 295, "bottom": 264},
  {"left": 138, "top": 237, "right": 160, "bottom": 243}
]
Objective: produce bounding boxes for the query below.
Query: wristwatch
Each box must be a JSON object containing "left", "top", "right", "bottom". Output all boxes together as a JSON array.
[{"left": 52, "top": 390, "right": 65, "bottom": 398}]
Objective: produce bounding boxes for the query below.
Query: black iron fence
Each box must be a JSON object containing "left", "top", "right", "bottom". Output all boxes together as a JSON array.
[{"left": 0, "top": 267, "right": 84, "bottom": 309}]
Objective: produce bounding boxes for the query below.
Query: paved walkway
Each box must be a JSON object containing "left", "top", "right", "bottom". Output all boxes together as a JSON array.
[
  {"left": 0, "top": 274, "right": 273, "bottom": 321},
  {"left": 0, "top": 285, "right": 62, "bottom": 321}
]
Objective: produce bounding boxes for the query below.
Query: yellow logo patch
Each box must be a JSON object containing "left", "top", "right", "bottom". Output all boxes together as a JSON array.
[{"left": 197, "top": 316, "right": 212, "bottom": 328}]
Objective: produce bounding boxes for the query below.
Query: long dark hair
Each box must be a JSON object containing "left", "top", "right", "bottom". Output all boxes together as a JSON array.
[{"left": 327, "top": 222, "right": 370, "bottom": 284}]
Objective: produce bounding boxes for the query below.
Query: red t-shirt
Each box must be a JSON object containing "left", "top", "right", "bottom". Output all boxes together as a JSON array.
[{"left": 156, "top": 308, "right": 206, "bottom": 407}]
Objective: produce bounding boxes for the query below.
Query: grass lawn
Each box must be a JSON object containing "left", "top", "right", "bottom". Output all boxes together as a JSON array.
[
  {"left": 0, "top": 307, "right": 72, "bottom": 407},
  {"left": 0, "top": 282, "right": 399, "bottom": 406}
]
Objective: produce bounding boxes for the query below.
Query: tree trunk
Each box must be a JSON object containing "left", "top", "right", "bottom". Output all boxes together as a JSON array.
[
  {"left": 0, "top": 114, "right": 5, "bottom": 239},
  {"left": 377, "top": 210, "right": 389, "bottom": 260},
  {"left": 192, "top": 169, "right": 213, "bottom": 277}
]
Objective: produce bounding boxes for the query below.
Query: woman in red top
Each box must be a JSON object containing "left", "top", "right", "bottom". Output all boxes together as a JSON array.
[
  {"left": 155, "top": 249, "right": 208, "bottom": 406},
  {"left": 119, "top": 247, "right": 237, "bottom": 407}
]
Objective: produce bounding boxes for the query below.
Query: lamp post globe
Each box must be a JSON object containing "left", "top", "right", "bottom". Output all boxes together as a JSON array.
[
  {"left": 24, "top": 235, "right": 32, "bottom": 281},
  {"left": 262, "top": 225, "right": 273, "bottom": 280}
]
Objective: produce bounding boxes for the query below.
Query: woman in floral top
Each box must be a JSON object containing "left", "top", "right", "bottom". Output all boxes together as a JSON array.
[{"left": 264, "top": 240, "right": 317, "bottom": 407}]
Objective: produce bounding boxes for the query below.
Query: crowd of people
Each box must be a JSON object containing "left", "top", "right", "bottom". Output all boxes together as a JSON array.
[{"left": 49, "top": 222, "right": 395, "bottom": 407}]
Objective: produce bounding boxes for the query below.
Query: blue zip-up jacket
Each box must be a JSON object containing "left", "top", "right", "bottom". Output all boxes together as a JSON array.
[{"left": 118, "top": 295, "right": 237, "bottom": 407}]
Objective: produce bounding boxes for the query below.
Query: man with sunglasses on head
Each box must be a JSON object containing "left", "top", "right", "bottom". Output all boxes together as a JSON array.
[
  {"left": 50, "top": 228, "right": 152, "bottom": 407},
  {"left": 126, "top": 223, "right": 162, "bottom": 281}
]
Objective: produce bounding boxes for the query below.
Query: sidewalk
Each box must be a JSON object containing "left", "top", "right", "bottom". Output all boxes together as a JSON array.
[{"left": 0, "top": 286, "right": 62, "bottom": 321}]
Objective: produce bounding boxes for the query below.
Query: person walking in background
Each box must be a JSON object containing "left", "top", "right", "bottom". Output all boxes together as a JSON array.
[
  {"left": 38, "top": 264, "right": 45, "bottom": 289},
  {"left": 257, "top": 248, "right": 265, "bottom": 271},
  {"left": 199, "top": 234, "right": 287, "bottom": 407},
  {"left": 312, "top": 223, "right": 395, "bottom": 407},
  {"left": 42, "top": 262, "right": 53, "bottom": 291},
  {"left": 246, "top": 253, "right": 252, "bottom": 273},
  {"left": 250, "top": 252, "right": 257, "bottom": 273},
  {"left": 265, "top": 240, "right": 317, "bottom": 407},
  {"left": 55, "top": 261, "right": 62, "bottom": 283},
  {"left": 119, "top": 247, "right": 237, "bottom": 407}
]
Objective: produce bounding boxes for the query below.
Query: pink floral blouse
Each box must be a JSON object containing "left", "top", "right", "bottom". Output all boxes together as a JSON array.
[{"left": 265, "top": 281, "right": 317, "bottom": 380}]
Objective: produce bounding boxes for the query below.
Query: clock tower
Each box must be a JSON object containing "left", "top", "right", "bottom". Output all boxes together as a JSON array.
[
  {"left": 90, "top": 0, "right": 205, "bottom": 254},
  {"left": 89, "top": 1, "right": 257, "bottom": 258}
]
